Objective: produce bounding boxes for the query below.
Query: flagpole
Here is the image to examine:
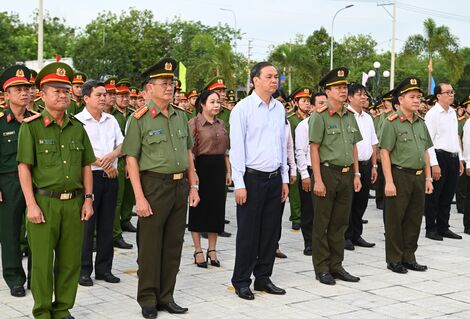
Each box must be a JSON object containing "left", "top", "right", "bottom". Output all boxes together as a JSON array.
[{"left": 37, "top": 0, "right": 44, "bottom": 69}]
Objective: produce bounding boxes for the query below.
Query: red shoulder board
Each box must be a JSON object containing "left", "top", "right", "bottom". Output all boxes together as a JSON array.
[
  {"left": 317, "top": 105, "right": 328, "bottom": 113},
  {"left": 387, "top": 113, "right": 398, "bottom": 121},
  {"left": 23, "top": 113, "right": 42, "bottom": 123},
  {"left": 133, "top": 106, "right": 148, "bottom": 119}
]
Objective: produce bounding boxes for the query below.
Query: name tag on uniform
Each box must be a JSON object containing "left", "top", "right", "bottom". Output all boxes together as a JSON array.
[
  {"left": 38, "top": 139, "right": 56, "bottom": 145},
  {"left": 2, "top": 131, "right": 15, "bottom": 137},
  {"left": 327, "top": 125, "right": 337, "bottom": 129},
  {"left": 148, "top": 129, "right": 163, "bottom": 136}
]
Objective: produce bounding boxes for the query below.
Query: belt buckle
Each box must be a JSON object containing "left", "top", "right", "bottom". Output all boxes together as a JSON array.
[
  {"left": 173, "top": 173, "right": 183, "bottom": 180},
  {"left": 342, "top": 167, "right": 350, "bottom": 173},
  {"left": 60, "top": 193, "right": 72, "bottom": 200},
  {"left": 416, "top": 170, "right": 423, "bottom": 176},
  {"left": 268, "top": 171, "right": 277, "bottom": 179}
]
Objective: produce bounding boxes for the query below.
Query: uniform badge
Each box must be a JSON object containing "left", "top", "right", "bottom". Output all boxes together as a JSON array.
[
  {"left": 410, "top": 78, "right": 417, "bottom": 85},
  {"left": 150, "top": 107, "right": 158, "bottom": 118},
  {"left": 43, "top": 116, "right": 51, "bottom": 127},
  {"left": 164, "top": 62, "right": 172, "bottom": 71},
  {"left": 328, "top": 109, "right": 335, "bottom": 116},
  {"left": 56, "top": 68, "right": 66, "bottom": 76},
  {"left": 16, "top": 69, "right": 25, "bottom": 78},
  {"left": 6, "top": 113, "right": 12, "bottom": 123},
  {"left": 338, "top": 69, "right": 345, "bottom": 77},
  {"left": 399, "top": 115, "right": 405, "bottom": 122},
  {"left": 149, "top": 129, "right": 163, "bottom": 136}
]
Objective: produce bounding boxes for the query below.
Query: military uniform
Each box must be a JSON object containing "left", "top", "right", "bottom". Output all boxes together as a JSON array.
[
  {"left": 309, "top": 68, "right": 362, "bottom": 282},
  {"left": 70, "top": 71, "right": 87, "bottom": 114},
  {"left": 379, "top": 77, "right": 432, "bottom": 271},
  {"left": 17, "top": 62, "right": 96, "bottom": 318},
  {"left": 186, "top": 89, "right": 199, "bottom": 120},
  {"left": 122, "top": 58, "right": 193, "bottom": 310},
  {"left": 0, "top": 65, "right": 34, "bottom": 296}
]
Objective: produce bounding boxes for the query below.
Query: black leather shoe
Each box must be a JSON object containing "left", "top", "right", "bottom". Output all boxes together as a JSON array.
[
  {"left": 254, "top": 282, "right": 286, "bottom": 295},
  {"left": 114, "top": 236, "right": 133, "bottom": 249},
  {"left": 315, "top": 272, "right": 336, "bottom": 285},
  {"left": 425, "top": 231, "right": 443, "bottom": 241},
  {"left": 157, "top": 301, "right": 188, "bottom": 314},
  {"left": 353, "top": 236, "right": 375, "bottom": 248},
  {"left": 235, "top": 287, "right": 255, "bottom": 300},
  {"left": 387, "top": 262, "right": 408, "bottom": 274},
  {"left": 275, "top": 250, "right": 287, "bottom": 258},
  {"left": 438, "top": 229, "right": 462, "bottom": 239},
  {"left": 122, "top": 222, "right": 137, "bottom": 233},
  {"left": 303, "top": 246, "right": 312, "bottom": 256},
  {"left": 141, "top": 306, "right": 157, "bottom": 318},
  {"left": 95, "top": 273, "right": 120, "bottom": 283},
  {"left": 344, "top": 239, "right": 355, "bottom": 251},
  {"left": 464, "top": 228, "right": 470, "bottom": 235},
  {"left": 331, "top": 269, "right": 360, "bottom": 282},
  {"left": 79, "top": 275, "right": 93, "bottom": 286},
  {"left": 362, "top": 219, "right": 368, "bottom": 224},
  {"left": 10, "top": 285, "right": 26, "bottom": 297},
  {"left": 402, "top": 261, "right": 427, "bottom": 271},
  {"left": 376, "top": 202, "right": 384, "bottom": 210},
  {"left": 219, "top": 231, "right": 232, "bottom": 237},
  {"left": 292, "top": 223, "right": 301, "bottom": 231},
  {"left": 224, "top": 219, "right": 230, "bottom": 224}
]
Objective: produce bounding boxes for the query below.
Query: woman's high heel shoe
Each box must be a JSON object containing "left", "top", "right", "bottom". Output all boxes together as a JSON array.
[
  {"left": 207, "top": 249, "right": 221, "bottom": 267},
  {"left": 194, "top": 251, "right": 207, "bottom": 268}
]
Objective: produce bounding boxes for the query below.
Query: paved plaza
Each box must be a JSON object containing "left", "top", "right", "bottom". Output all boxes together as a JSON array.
[{"left": 2, "top": 192, "right": 470, "bottom": 318}]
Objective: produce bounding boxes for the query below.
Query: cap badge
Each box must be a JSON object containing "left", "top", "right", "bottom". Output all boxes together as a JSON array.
[
  {"left": 410, "top": 78, "right": 417, "bottom": 85},
  {"left": 16, "top": 69, "right": 25, "bottom": 77},
  {"left": 218, "top": 79, "right": 223, "bottom": 84},
  {"left": 304, "top": 88, "right": 309, "bottom": 94},
  {"left": 164, "top": 62, "right": 172, "bottom": 71},
  {"left": 337, "top": 70, "right": 345, "bottom": 77},
  {"left": 56, "top": 68, "right": 66, "bottom": 76},
  {"left": 110, "top": 80, "right": 115, "bottom": 85}
]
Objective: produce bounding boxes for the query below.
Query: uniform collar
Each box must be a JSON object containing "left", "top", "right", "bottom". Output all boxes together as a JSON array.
[
  {"left": 326, "top": 102, "right": 347, "bottom": 117},
  {"left": 396, "top": 108, "right": 418, "bottom": 123},
  {"left": 41, "top": 109, "right": 72, "bottom": 127},
  {"left": 148, "top": 99, "right": 176, "bottom": 118},
  {"left": 3, "top": 107, "right": 32, "bottom": 123}
]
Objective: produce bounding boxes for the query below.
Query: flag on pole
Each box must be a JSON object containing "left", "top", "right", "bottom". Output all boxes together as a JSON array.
[
  {"left": 430, "top": 76, "right": 436, "bottom": 94},
  {"left": 178, "top": 62, "right": 187, "bottom": 92},
  {"left": 362, "top": 72, "right": 369, "bottom": 86}
]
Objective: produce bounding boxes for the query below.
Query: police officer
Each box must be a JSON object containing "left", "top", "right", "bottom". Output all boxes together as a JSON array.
[
  {"left": 17, "top": 61, "right": 96, "bottom": 319},
  {"left": 309, "top": 67, "right": 362, "bottom": 285},
  {"left": 104, "top": 77, "right": 118, "bottom": 114},
  {"left": 287, "top": 87, "right": 312, "bottom": 230},
  {"left": 69, "top": 71, "right": 87, "bottom": 114},
  {"left": 122, "top": 57, "right": 199, "bottom": 318},
  {"left": 380, "top": 77, "right": 433, "bottom": 274},
  {"left": 186, "top": 89, "right": 199, "bottom": 119},
  {"left": 0, "top": 65, "right": 37, "bottom": 297}
]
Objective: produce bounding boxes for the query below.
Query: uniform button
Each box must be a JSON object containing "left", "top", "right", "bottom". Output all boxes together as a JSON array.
[
  {"left": 63, "top": 160, "right": 67, "bottom": 164},
  {"left": 7, "top": 139, "right": 10, "bottom": 142},
  {"left": 177, "top": 162, "right": 180, "bottom": 165},
  {"left": 45, "top": 150, "right": 49, "bottom": 153},
  {"left": 171, "top": 134, "right": 174, "bottom": 137},
  {"left": 66, "top": 176, "right": 69, "bottom": 179},
  {"left": 174, "top": 148, "right": 177, "bottom": 151},
  {"left": 216, "top": 134, "right": 219, "bottom": 137},
  {"left": 61, "top": 145, "right": 64, "bottom": 148}
]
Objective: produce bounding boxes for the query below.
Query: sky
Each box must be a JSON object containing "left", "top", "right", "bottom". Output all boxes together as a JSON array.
[{"left": 7, "top": 0, "right": 470, "bottom": 63}]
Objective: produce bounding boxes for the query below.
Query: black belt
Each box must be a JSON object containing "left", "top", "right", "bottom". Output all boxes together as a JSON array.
[
  {"left": 435, "top": 149, "right": 459, "bottom": 158},
  {"left": 0, "top": 172, "right": 18, "bottom": 177},
  {"left": 359, "top": 160, "right": 371, "bottom": 166},
  {"left": 245, "top": 167, "right": 280, "bottom": 179},
  {"left": 93, "top": 170, "right": 111, "bottom": 178},
  {"left": 392, "top": 165, "right": 424, "bottom": 176},
  {"left": 321, "top": 162, "right": 352, "bottom": 173},
  {"left": 34, "top": 188, "right": 84, "bottom": 200},
  {"left": 141, "top": 170, "right": 186, "bottom": 180}
]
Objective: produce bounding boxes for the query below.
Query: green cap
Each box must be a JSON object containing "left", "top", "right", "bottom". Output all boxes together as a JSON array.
[
  {"left": 141, "top": 57, "right": 177, "bottom": 81},
  {"left": 319, "top": 67, "right": 348, "bottom": 88},
  {"left": 393, "top": 77, "right": 422, "bottom": 97},
  {"left": 204, "top": 76, "right": 226, "bottom": 91},
  {"left": 0, "top": 65, "right": 32, "bottom": 91},
  {"left": 35, "top": 62, "right": 74, "bottom": 89},
  {"left": 289, "top": 86, "right": 312, "bottom": 100},
  {"left": 72, "top": 71, "right": 87, "bottom": 84},
  {"left": 116, "top": 78, "right": 131, "bottom": 94}
]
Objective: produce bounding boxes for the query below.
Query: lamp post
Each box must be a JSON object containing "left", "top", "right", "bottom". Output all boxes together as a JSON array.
[
  {"left": 220, "top": 8, "right": 238, "bottom": 52},
  {"left": 330, "top": 4, "right": 354, "bottom": 70},
  {"left": 368, "top": 61, "right": 390, "bottom": 102}
]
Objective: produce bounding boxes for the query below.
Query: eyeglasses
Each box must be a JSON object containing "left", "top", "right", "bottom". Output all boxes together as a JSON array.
[{"left": 441, "top": 91, "right": 455, "bottom": 96}]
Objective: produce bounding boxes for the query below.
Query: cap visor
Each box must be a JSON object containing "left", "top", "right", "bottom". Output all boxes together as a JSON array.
[{"left": 46, "top": 82, "right": 72, "bottom": 89}]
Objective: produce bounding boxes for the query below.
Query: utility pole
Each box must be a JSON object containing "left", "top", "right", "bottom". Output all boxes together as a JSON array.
[
  {"left": 246, "top": 39, "right": 253, "bottom": 94},
  {"left": 390, "top": 0, "right": 396, "bottom": 89},
  {"left": 288, "top": 41, "right": 292, "bottom": 95},
  {"left": 38, "top": 0, "right": 44, "bottom": 69}
]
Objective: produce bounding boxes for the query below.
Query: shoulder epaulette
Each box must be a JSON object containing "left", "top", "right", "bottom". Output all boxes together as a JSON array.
[
  {"left": 317, "top": 105, "right": 328, "bottom": 113},
  {"left": 29, "top": 109, "right": 40, "bottom": 115},
  {"left": 387, "top": 113, "right": 398, "bottom": 121},
  {"left": 222, "top": 105, "right": 231, "bottom": 111},
  {"left": 23, "top": 113, "right": 41, "bottom": 123},
  {"left": 415, "top": 113, "right": 425, "bottom": 121},
  {"left": 0, "top": 112, "right": 4, "bottom": 118},
  {"left": 346, "top": 105, "right": 356, "bottom": 114},
  {"left": 287, "top": 112, "right": 296, "bottom": 118},
  {"left": 384, "top": 109, "right": 392, "bottom": 114},
  {"left": 173, "top": 104, "right": 186, "bottom": 112},
  {"left": 133, "top": 106, "right": 148, "bottom": 119},
  {"left": 34, "top": 97, "right": 41, "bottom": 102},
  {"left": 68, "top": 113, "right": 85, "bottom": 125}
]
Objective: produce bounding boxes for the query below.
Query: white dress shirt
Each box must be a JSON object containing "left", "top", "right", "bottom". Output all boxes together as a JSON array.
[
  {"left": 354, "top": 110, "right": 378, "bottom": 161},
  {"left": 462, "top": 120, "right": 470, "bottom": 168},
  {"left": 75, "top": 107, "right": 124, "bottom": 170},
  {"left": 229, "top": 91, "right": 288, "bottom": 189},
  {"left": 424, "top": 102, "right": 462, "bottom": 166},
  {"left": 285, "top": 121, "right": 297, "bottom": 177},
  {"left": 295, "top": 117, "right": 311, "bottom": 180}
]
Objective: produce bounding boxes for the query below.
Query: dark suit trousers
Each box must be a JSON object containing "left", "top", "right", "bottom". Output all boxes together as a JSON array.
[
  {"left": 299, "top": 167, "right": 314, "bottom": 248},
  {"left": 232, "top": 171, "right": 282, "bottom": 289},
  {"left": 81, "top": 172, "right": 118, "bottom": 277},
  {"left": 425, "top": 151, "right": 459, "bottom": 233}
]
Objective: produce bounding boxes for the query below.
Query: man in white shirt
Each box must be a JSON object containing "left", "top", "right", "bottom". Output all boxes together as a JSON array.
[
  {"left": 460, "top": 111, "right": 470, "bottom": 234},
  {"left": 75, "top": 80, "right": 124, "bottom": 286},
  {"left": 344, "top": 84, "right": 378, "bottom": 250},
  {"left": 424, "top": 82, "right": 464, "bottom": 241}
]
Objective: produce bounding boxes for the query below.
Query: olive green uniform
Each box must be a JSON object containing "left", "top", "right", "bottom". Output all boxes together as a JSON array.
[
  {"left": 122, "top": 100, "right": 193, "bottom": 307},
  {"left": 375, "top": 110, "right": 393, "bottom": 210},
  {"left": 287, "top": 111, "right": 303, "bottom": 226},
  {"left": 379, "top": 110, "right": 433, "bottom": 263},
  {"left": 0, "top": 108, "right": 35, "bottom": 290},
  {"left": 112, "top": 107, "right": 135, "bottom": 239},
  {"left": 309, "top": 104, "right": 362, "bottom": 273},
  {"left": 186, "top": 106, "right": 197, "bottom": 120},
  {"left": 17, "top": 110, "right": 95, "bottom": 319},
  {"left": 68, "top": 98, "right": 84, "bottom": 115}
]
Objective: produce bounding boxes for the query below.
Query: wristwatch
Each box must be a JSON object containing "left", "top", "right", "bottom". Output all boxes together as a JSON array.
[
  {"left": 190, "top": 184, "right": 199, "bottom": 191},
  {"left": 354, "top": 172, "right": 361, "bottom": 177},
  {"left": 84, "top": 193, "right": 94, "bottom": 200},
  {"left": 373, "top": 164, "right": 378, "bottom": 169}
]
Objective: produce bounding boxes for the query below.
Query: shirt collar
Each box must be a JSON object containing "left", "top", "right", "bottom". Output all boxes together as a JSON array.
[
  {"left": 148, "top": 99, "right": 176, "bottom": 118},
  {"left": 196, "top": 112, "right": 219, "bottom": 126},
  {"left": 435, "top": 102, "right": 453, "bottom": 113},
  {"left": 41, "top": 109, "right": 72, "bottom": 128},
  {"left": 81, "top": 107, "right": 111, "bottom": 123},
  {"left": 251, "top": 90, "right": 276, "bottom": 109}
]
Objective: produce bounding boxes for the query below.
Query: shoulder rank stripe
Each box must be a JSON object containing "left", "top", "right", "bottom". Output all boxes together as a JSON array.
[
  {"left": 23, "top": 113, "right": 41, "bottom": 123},
  {"left": 387, "top": 113, "right": 398, "bottom": 121},
  {"left": 133, "top": 106, "right": 148, "bottom": 119},
  {"left": 0, "top": 112, "right": 4, "bottom": 118},
  {"left": 317, "top": 105, "right": 328, "bottom": 113},
  {"left": 287, "top": 112, "right": 295, "bottom": 118}
]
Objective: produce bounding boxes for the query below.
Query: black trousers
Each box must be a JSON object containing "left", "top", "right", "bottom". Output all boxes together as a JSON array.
[
  {"left": 299, "top": 167, "right": 314, "bottom": 248},
  {"left": 462, "top": 175, "right": 470, "bottom": 229},
  {"left": 232, "top": 171, "right": 282, "bottom": 289},
  {"left": 81, "top": 172, "right": 118, "bottom": 276},
  {"left": 346, "top": 161, "right": 372, "bottom": 240},
  {"left": 425, "top": 151, "right": 459, "bottom": 233}
]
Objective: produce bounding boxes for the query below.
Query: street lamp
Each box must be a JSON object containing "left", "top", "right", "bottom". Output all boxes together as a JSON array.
[
  {"left": 368, "top": 61, "right": 390, "bottom": 102},
  {"left": 220, "top": 8, "right": 238, "bottom": 51},
  {"left": 330, "top": 4, "right": 354, "bottom": 70}
]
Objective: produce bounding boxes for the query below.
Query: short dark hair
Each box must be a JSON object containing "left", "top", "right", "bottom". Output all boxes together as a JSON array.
[
  {"left": 348, "top": 83, "right": 367, "bottom": 96},
  {"left": 195, "top": 90, "right": 220, "bottom": 113},
  {"left": 434, "top": 82, "right": 451, "bottom": 96},
  {"left": 82, "top": 80, "right": 105, "bottom": 97},
  {"left": 250, "top": 62, "right": 274, "bottom": 84},
  {"left": 311, "top": 92, "right": 327, "bottom": 105}
]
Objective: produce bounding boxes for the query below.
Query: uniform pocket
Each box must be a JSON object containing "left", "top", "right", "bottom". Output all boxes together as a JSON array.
[
  {"left": 37, "top": 143, "right": 58, "bottom": 167},
  {"left": 0, "top": 135, "right": 18, "bottom": 156},
  {"left": 70, "top": 141, "right": 85, "bottom": 165}
]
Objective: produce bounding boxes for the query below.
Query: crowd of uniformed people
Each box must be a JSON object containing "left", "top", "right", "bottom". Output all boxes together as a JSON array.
[{"left": 0, "top": 56, "right": 469, "bottom": 319}]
